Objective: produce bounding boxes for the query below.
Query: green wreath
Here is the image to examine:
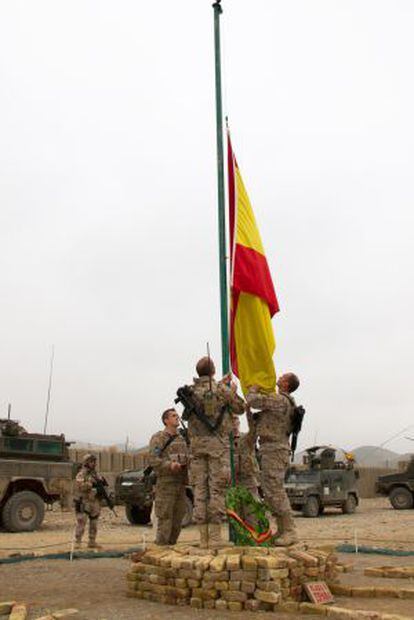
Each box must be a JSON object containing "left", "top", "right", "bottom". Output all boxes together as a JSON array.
[{"left": 225, "top": 485, "right": 274, "bottom": 546}]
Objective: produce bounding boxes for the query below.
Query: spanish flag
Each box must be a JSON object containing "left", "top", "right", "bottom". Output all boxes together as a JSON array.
[{"left": 228, "top": 132, "right": 279, "bottom": 394}]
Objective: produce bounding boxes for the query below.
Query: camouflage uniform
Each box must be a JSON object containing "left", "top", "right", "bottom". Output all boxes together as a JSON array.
[
  {"left": 246, "top": 389, "right": 296, "bottom": 539},
  {"left": 234, "top": 429, "right": 260, "bottom": 526},
  {"left": 73, "top": 463, "right": 102, "bottom": 546},
  {"left": 234, "top": 431, "right": 260, "bottom": 497},
  {"left": 149, "top": 429, "right": 189, "bottom": 545},
  {"left": 188, "top": 377, "right": 245, "bottom": 525}
]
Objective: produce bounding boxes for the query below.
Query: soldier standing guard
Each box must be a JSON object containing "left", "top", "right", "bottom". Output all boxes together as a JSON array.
[
  {"left": 149, "top": 408, "right": 189, "bottom": 545},
  {"left": 73, "top": 453, "right": 104, "bottom": 549},
  {"left": 246, "top": 372, "right": 300, "bottom": 546},
  {"left": 186, "top": 357, "right": 245, "bottom": 548}
]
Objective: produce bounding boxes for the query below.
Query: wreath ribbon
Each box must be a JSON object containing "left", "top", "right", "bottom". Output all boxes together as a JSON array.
[{"left": 226, "top": 508, "right": 273, "bottom": 544}]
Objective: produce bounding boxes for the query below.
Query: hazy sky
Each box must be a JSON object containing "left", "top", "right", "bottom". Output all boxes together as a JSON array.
[{"left": 1, "top": 1, "right": 413, "bottom": 455}]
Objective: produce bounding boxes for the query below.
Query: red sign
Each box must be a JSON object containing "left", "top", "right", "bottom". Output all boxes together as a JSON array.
[{"left": 304, "top": 581, "right": 334, "bottom": 605}]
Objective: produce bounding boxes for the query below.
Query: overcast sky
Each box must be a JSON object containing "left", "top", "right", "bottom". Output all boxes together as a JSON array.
[{"left": 1, "top": 1, "right": 413, "bottom": 455}]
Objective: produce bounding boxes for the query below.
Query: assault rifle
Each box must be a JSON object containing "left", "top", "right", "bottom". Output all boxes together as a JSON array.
[
  {"left": 175, "top": 385, "right": 227, "bottom": 434},
  {"left": 178, "top": 423, "right": 190, "bottom": 447},
  {"left": 92, "top": 474, "right": 117, "bottom": 516},
  {"left": 290, "top": 405, "right": 306, "bottom": 461}
]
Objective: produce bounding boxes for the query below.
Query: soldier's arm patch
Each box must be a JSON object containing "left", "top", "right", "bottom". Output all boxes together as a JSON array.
[{"left": 152, "top": 446, "right": 162, "bottom": 457}]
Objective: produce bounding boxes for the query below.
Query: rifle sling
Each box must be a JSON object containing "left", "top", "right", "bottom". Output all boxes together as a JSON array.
[
  {"left": 160, "top": 432, "right": 178, "bottom": 454},
  {"left": 191, "top": 403, "right": 228, "bottom": 433},
  {"left": 145, "top": 433, "right": 179, "bottom": 477}
]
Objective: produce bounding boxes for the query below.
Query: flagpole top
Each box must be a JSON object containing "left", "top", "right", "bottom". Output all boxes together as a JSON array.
[{"left": 212, "top": 0, "right": 223, "bottom": 14}]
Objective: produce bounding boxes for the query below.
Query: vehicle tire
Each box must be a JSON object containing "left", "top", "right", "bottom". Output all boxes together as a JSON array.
[
  {"left": 389, "top": 487, "right": 414, "bottom": 510},
  {"left": 125, "top": 503, "right": 152, "bottom": 525},
  {"left": 181, "top": 495, "right": 193, "bottom": 528},
  {"left": 291, "top": 504, "right": 301, "bottom": 512},
  {"left": 302, "top": 496, "right": 320, "bottom": 518},
  {"left": 342, "top": 494, "right": 357, "bottom": 514},
  {"left": 2, "top": 491, "right": 45, "bottom": 532}
]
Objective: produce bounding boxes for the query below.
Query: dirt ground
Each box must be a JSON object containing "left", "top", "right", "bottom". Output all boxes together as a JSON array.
[{"left": 1, "top": 498, "right": 414, "bottom": 619}]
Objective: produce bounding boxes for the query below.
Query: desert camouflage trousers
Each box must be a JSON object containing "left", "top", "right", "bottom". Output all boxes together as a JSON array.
[
  {"left": 191, "top": 445, "right": 230, "bottom": 524},
  {"left": 75, "top": 512, "right": 99, "bottom": 543},
  {"left": 74, "top": 497, "right": 101, "bottom": 543},
  {"left": 259, "top": 443, "right": 292, "bottom": 517},
  {"left": 238, "top": 481, "right": 261, "bottom": 528},
  {"left": 154, "top": 479, "right": 187, "bottom": 545}
]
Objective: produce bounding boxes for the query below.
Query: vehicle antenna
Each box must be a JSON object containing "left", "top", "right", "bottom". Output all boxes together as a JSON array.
[
  {"left": 43, "top": 345, "right": 55, "bottom": 434},
  {"left": 358, "top": 425, "right": 414, "bottom": 464},
  {"left": 7, "top": 403, "right": 11, "bottom": 420}
]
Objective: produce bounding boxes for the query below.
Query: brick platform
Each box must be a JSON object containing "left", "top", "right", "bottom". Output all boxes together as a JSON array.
[{"left": 125, "top": 544, "right": 339, "bottom": 611}]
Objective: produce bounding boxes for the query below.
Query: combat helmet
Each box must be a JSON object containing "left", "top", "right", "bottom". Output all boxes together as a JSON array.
[{"left": 82, "top": 453, "right": 97, "bottom": 466}]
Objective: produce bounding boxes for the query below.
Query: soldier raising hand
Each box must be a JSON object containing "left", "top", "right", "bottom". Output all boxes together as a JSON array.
[
  {"left": 246, "top": 373, "right": 300, "bottom": 546},
  {"left": 184, "top": 357, "right": 244, "bottom": 548}
]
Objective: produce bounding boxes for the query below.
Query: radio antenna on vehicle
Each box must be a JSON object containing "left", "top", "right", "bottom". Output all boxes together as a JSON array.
[{"left": 43, "top": 345, "right": 55, "bottom": 434}]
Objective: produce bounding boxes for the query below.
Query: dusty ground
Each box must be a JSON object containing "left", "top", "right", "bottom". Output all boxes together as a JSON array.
[{"left": 1, "top": 498, "right": 414, "bottom": 619}]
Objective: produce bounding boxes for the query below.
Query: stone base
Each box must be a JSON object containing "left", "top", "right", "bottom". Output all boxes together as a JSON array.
[{"left": 125, "top": 543, "right": 339, "bottom": 611}]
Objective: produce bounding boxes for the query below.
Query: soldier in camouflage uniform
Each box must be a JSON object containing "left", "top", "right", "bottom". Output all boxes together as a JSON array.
[
  {"left": 149, "top": 408, "right": 189, "bottom": 545},
  {"left": 187, "top": 357, "right": 245, "bottom": 548},
  {"left": 246, "top": 372, "right": 300, "bottom": 546},
  {"left": 73, "top": 453, "right": 104, "bottom": 549}
]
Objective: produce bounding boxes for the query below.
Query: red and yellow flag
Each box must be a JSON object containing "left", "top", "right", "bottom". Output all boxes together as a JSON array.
[{"left": 228, "top": 133, "right": 279, "bottom": 394}]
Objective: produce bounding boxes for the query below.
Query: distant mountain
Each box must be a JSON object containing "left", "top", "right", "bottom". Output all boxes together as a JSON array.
[
  {"left": 351, "top": 445, "right": 413, "bottom": 467},
  {"left": 69, "top": 440, "right": 146, "bottom": 452},
  {"left": 292, "top": 444, "right": 413, "bottom": 468}
]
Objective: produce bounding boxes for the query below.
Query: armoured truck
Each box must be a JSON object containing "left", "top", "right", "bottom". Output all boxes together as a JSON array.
[
  {"left": 284, "top": 445, "right": 359, "bottom": 517},
  {"left": 0, "top": 419, "right": 73, "bottom": 532},
  {"left": 115, "top": 467, "right": 193, "bottom": 527},
  {"left": 376, "top": 456, "right": 414, "bottom": 509}
]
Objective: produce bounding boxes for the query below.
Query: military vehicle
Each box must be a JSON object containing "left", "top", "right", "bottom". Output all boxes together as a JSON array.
[
  {"left": 284, "top": 445, "right": 359, "bottom": 517},
  {"left": 115, "top": 467, "right": 194, "bottom": 527},
  {"left": 0, "top": 419, "right": 73, "bottom": 532},
  {"left": 376, "top": 456, "right": 414, "bottom": 509}
]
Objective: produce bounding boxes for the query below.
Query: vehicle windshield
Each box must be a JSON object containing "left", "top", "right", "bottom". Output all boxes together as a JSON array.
[{"left": 286, "top": 470, "right": 319, "bottom": 483}]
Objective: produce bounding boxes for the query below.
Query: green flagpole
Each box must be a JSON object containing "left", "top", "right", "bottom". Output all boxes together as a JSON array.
[
  {"left": 213, "top": 0, "right": 237, "bottom": 544},
  {"left": 213, "top": 0, "right": 230, "bottom": 376}
]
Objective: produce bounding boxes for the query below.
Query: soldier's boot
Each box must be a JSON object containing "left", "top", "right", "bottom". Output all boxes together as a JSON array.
[
  {"left": 74, "top": 540, "right": 82, "bottom": 550},
  {"left": 273, "top": 513, "right": 298, "bottom": 547},
  {"left": 208, "top": 523, "right": 223, "bottom": 549},
  {"left": 87, "top": 540, "right": 103, "bottom": 550},
  {"left": 198, "top": 524, "right": 209, "bottom": 549}
]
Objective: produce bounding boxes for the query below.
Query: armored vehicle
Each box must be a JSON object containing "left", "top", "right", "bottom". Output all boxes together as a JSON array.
[
  {"left": 0, "top": 419, "right": 73, "bottom": 532},
  {"left": 115, "top": 467, "right": 193, "bottom": 527},
  {"left": 284, "top": 445, "right": 359, "bottom": 517},
  {"left": 376, "top": 456, "right": 414, "bottom": 509}
]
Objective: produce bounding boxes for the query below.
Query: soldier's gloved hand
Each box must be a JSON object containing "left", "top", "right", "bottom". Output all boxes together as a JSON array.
[
  {"left": 170, "top": 462, "right": 182, "bottom": 473},
  {"left": 220, "top": 372, "right": 232, "bottom": 385}
]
